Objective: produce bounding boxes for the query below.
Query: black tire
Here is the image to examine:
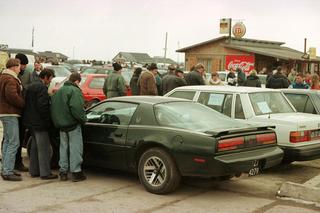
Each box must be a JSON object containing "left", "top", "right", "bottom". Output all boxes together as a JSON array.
[{"left": 138, "top": 148, "right": 181, "bottom": 194}]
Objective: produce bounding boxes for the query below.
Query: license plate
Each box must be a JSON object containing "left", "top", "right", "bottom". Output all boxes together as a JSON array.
[{"left": 248, "top": 160, "right": 260, "bottom": 177}]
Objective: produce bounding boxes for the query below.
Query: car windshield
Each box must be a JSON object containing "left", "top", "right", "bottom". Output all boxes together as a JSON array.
[
  {"left": 82, "top": 68, "right": 97, "bottom": 74},
  {"left": 51, "top": 66, "right": 71, "bottom": 77},
  {"left": 249, "top": 92, "right": 294, "bottom": 115},
  {"left": 154, "top": 102, "right": 247, "bottom": 132}
]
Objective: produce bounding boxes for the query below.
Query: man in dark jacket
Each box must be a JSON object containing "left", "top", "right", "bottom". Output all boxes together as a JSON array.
[
  {"left": 51, "top": 72, "right": 87, "bottom": 182},
  {"left": 266, "top": 66, "right": 289, "bottom": 89},
  {"left": 103, "top": 62, "right": 126, "bottom": 98},
  {"left": 185, "top": 63, "right": 205, "bottom": 85},
  {"left": 23, "top": 69, "right": 57, "bottom": 179},
  {"left": 138, "top": 63, "right": 158, "bottom": 95},
  {"left": 29, "top": 61, "right": 43, "bottom": 83},
  {"left": 162, "top": 65, "right": 187, "bottom": 94},
  {"left": 129, "top": 67, "right": 142, "bottom": 95},
  {"left": 236, "top": 68, "right": 246, "bottom": 86},
  {"left": 244, "top": 70, "right": 261, "bottom": 87}
]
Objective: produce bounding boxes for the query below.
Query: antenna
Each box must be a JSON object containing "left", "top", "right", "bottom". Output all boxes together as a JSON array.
[
  {"left": 164, "top": 32, "right": 168, "bottom": 59},
  {"left": 31, "top": 27, "right": 35, "bottom": 48}
]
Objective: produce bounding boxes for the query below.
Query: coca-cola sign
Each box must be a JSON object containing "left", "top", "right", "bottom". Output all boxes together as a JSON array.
[{"left": 225, "top": 55, "right": 255, "bottom": 74}]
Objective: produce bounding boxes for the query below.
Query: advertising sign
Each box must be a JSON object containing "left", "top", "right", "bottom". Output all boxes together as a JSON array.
[
  {"left": 225, "top": 55, "right": 255, "bottom": 74},
  {"left": 232, "top": 22, "right": 246, "bottom": 38},
  {"left": 220, "top": 18, "right": 231, "bottom": 34},
  {"left": 309, "top": 47, "right": 317, "bottom": 59}
]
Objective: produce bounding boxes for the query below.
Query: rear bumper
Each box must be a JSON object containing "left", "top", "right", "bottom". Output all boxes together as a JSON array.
[
  {"left": 180, "top": 146, "right": 283, "bottom": 177},
  {"left": 281, "top": 143, "right": 320, "bottom": 161}
]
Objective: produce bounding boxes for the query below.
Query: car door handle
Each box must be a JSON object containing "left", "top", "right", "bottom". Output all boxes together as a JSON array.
[{"left": 114, "top": 132, "right": 123, "bottom": 137}]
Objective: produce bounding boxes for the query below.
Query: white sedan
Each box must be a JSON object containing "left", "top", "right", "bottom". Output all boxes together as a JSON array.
[{"left": 165, "top": 86, "right": 320, "bottom": 163}]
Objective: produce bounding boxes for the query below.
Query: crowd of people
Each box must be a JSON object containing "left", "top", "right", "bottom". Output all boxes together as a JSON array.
[
  {"left": 0, "top": 53, "right": 86, "bottom": 182},
  {"left": 1, "top": 56, "right": 318, "bottom": 182}
]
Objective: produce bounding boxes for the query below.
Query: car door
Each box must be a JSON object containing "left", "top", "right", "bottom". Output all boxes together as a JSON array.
[{"left": 83, "top": 101, "right": 138, "bottom": 170}]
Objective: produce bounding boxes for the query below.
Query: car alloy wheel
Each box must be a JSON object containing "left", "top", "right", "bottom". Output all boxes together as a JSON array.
[
  {"left": 138, "top": 148, "right": 181, "bottom": 194},
  {"left": 143, "top": 156, "right": 166, "bottom": 187}
]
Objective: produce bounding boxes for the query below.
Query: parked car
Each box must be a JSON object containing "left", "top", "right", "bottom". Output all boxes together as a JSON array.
[
  {"left": 165, "top": 86, "right": 320, "bottom": 163},
  {"left": 83, "top": 96, "right": 283, "bottom": 194},
  {"left": 282, "top": 89, "right": 320, "bottom": 114},
  {"left": 53, "top": 73, "right": 131, "bottom": 107},
  {"left": 81, "top": 67, "right": 113, "bottom": 75},
  {"left": 46, "top": 65, "right": 72, "bottom": 95},
  {"left": 53, "top": 74, "right": 107, "bottom": 108}
]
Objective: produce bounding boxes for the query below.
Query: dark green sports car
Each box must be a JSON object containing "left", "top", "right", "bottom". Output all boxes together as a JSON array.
[{"left": 83, "top": 96, "right": 283, "bottom": 194}]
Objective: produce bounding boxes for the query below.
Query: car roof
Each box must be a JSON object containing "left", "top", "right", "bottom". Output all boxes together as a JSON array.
[
  {"left": 81, "top": 73, "right": 107, "bottom": 77},
  {"left": 281, "top": 88, "right": 320, "bottom": 94},
  {"left": 105, "top": 96, "right": 191, "bottom": 104},
  {"left": 173, "top": 85, "right": 279, "bottom": 93}
]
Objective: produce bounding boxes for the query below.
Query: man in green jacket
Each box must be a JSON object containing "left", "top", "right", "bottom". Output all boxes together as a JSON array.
[
  {"left": 51, "top": 72, "right": 87, "bottom": 182},
  {"left": 103, "top": 62, "right": 126, "bottom": 98}
]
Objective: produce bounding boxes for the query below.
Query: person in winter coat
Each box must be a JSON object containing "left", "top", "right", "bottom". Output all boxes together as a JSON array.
[
  {"left": 129, "top": 67, "right": 142, "bottom": 95},
  {"left": 244, "top": 70, "right": 261, "bottom": 87},
  {"left": 0, "top": 59, "right": 25, "bottom": 181},
  {"left": 289, "top": 73, "right": 310, "bottom": 89},
  {"left": 103, "top": 63, "right": 126, "bottom": 98},
  {"left": 227, "top": 70, "right": 237, "bottom": 86},
  {"left": 162, "top": 65, "right": 187, "bottom": 94},
  {"left": 51, "top": 72, "right": 87, "bottom": 182},
  {"left": 236, "top": 68, "right": 246, "bottom": 86},
  {"left": 185, "top": 63, "right": 205, "bottom": 85},
  {"left": 311, "top": 74, "right": 320, "bottom": 90},
  {"left": 208, "top": 72, "right": 224, "bottom": 86},
  {"left": 266, "top": 66, "right": 290, "bottom": 89},
  {"left": 30, "top": 61, "right": 43, "bottom": 83},
  {"left": 23, "top": 69, "right": 57, "bottom": 180},
  {"left": 138, "top": 63, "right": 158, "bottom": 95}
]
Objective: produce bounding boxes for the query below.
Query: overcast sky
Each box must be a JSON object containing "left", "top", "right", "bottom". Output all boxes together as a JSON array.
[{"left": 0, "top": 0, "right": 319, "bottom": 62}]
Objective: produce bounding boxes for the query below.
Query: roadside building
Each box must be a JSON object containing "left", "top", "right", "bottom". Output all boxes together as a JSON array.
[
  {"left": 113, "top": 52, "right": 176, "bottom": 68},
  {"left": 37, "top": 51, "right": 68, "bottom": 63},
  {"left": 177, "top": 36, "right": 320, "bottom": 75}
]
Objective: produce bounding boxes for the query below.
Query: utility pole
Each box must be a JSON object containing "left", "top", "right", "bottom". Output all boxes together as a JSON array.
[
  {"left": 164, "top": 32, "right": 168, "bottom": 59},
  {"left": 31, "top": 27, "right": 35, "bottom": 48}
]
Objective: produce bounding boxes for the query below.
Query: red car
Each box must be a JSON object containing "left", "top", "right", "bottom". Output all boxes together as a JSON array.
[{"left": 53, "top": 73, "right": 131, "bottom": 108}]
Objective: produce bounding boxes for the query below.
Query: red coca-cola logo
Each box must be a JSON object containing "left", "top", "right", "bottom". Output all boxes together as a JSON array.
[{"left": 227, "top": 61, "right": 254, "bottom": 72}]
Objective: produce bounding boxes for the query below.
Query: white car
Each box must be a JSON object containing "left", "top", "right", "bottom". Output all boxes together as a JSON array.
[{"left": 165, "top": 86, "right": 320, "bottom": 163}]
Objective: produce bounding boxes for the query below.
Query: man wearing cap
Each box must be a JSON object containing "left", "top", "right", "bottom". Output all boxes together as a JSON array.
[
  {"left": 138, "top": 63, "right": 158, "bottom": 95},
  {"left": 162, "top": 65, "right": 187, "bottom": 94},
  {"left": 14, "top": 53, "right": 30, "bottom": 172},
  {"left": 103, "top": 62, "right": 126, "bottom": 98}
]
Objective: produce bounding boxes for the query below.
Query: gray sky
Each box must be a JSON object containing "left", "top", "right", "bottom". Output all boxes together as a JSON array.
[{"left": 0, "top": 0, "right": 319, "bottom": 62}]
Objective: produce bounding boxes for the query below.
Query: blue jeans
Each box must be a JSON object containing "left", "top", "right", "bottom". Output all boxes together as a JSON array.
[
  {"left": 0, "top": 117, "right": 20, "bottom": 175},
  {"left": 59, "top": 125, "right": 83, "bottom": 173}
]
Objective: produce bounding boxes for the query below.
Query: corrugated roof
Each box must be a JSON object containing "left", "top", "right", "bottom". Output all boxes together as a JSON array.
[
  {"left": 223, "top": 44, "right": 320, "bottom": 62},
  {"left": 176, "top": 36, "right": 285, "bottom": 52},
  {"left": 38, "top": 51, "right": 68, "bottom": 59}
]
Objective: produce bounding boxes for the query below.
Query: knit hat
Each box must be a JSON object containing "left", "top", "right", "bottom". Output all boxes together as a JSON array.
[
  {"left": 113, "top": 62, "right": 122, "bottom": 71},
  {"left": 15, "top": 53, "right": 29, "bottom": 65}
]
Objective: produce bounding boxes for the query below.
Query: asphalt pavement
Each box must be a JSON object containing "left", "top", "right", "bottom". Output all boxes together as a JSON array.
[{"left": 1, "top": 122, "right": 320, "bottom": 212}]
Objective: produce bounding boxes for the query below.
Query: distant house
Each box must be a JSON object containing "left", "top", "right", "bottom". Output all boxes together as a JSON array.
[
  {"left": 113, "top": 52, "right": 176, "bottom": 67},
  {"left": 6, "top": 48, "right": 37, "bottom": 64},
  {"left": 38, "top": 51, "right": 68, "bottom": 63}
]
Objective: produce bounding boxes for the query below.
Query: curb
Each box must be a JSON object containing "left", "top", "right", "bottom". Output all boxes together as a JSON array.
[{"left": 277, "top": 175, "right": 320, "bottom": 205}]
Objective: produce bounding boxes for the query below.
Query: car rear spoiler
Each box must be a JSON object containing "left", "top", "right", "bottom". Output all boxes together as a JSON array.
[{"left": 205, "top": 125, "right": 276, "bottom": 137}]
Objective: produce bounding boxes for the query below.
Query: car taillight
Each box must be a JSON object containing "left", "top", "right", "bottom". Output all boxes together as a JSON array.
[
  {"left": 218, "top": 137, "right": 244, "bottom": 152},
  {"left": 290, "top": 131, "right": 311, "bottom": 143},
  {"left": 256, "top": 133, "right": 276, "bottom": 145}
]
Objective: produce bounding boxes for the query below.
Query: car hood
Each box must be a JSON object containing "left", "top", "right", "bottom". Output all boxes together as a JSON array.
[{"left": 251, "top": 112, "right": 320, "bottom": 130}]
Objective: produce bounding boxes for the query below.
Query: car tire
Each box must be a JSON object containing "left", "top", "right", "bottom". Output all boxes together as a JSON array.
[{"left": 138, "top": 148, "right": 181, "bottom": 194}]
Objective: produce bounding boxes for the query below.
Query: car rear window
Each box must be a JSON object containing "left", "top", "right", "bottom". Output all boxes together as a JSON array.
[
  {"left": 154, "top": 102, "right": 248, "bottom": 132},
  {"left": 249, "top": 92, "right": 294, "bottom": 115}
]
